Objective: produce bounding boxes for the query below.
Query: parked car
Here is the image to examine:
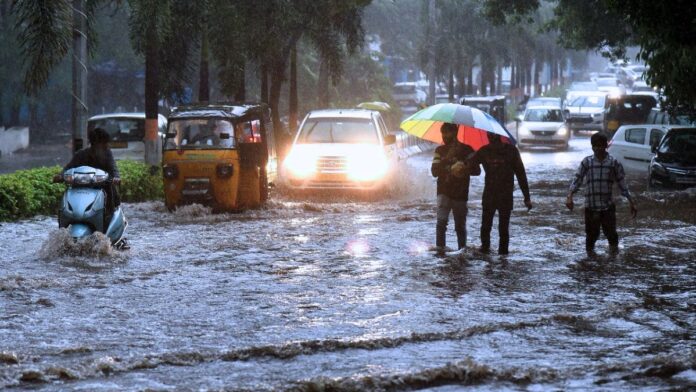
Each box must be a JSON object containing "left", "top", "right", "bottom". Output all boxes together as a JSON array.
[
  {"left": 608, "top": 124, "right": 666, "bottom": 173},
  {"left": 87, "top": 112, "right": 167, "bottom": 161},
  {"left": 281, "top": 109, "right": 398, "bottom": 192},
  {"left": 564, "top": 91, "right": 608, "bottom": 133},
  {"left": 516, "top": 105, "right": 569, "bottom": 150},
  {"left": 645, "top": 109, "right": 695, "bottom": 126},
  {"left": 648, "top": 127, "right": 696, "bottom": 189},
  {"left": 392, "top": 82, "right": 427, "bottom": 110}
]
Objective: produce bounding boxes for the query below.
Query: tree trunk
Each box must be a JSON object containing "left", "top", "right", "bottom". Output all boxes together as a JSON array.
[
  {"left": 534, "top": 59, "right": 541, "bottom": 96},
  {"left": 233, "top": 62, "right": 245, "bottom": 102},
  {"left": 198, "top": 28, "right": 210, "bottom": 102},
  {"left": 289, "top": 43, "right": 298, "bottom": 133},
  {"left": 466, "top": 65, "right": 473, "bottom": 95},
  {"left": 511, "top": 63, "right": 516, "bottom": 89},
  {"left": 317, "top": 56, "right": 329, "bottom": 108},
  {"left": 71, "top": 0, "right": 88, "bottom": 154},
  {"left": 559, "top": 58, "right": 565, "bottom": 86},
  {"left": 269, "top": 62, "right": 288, "bottom": 160},
  {"left": 448, "top": 67, "right": 454, "bottom": 101},
  {"left": 525, "top": 62, "right": 532, "bottom": 96},
  {"left": 144, "top": 12, "right": 159, "bottom": 166},
  {"left": 260, "top": 64, "right": 268, "bottom": 104}
]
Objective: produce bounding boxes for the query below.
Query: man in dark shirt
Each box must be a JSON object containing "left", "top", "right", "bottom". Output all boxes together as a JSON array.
[
  {"left": 57, "top": 128, "right": 121, "bottom": 213},
  {"left": 470, "top": 133, "right": 532, "bottom": 255},
  {"left": 431, "top": 122, "right": 481, "bottom": 251}
]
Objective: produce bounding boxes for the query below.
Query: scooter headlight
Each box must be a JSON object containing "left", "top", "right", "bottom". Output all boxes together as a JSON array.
[
  {"left": 94, "top": 174, "right": 108, "bottom": 184},
  {"left": 73, "top": 173, "right": 94, "bottom": 185}
]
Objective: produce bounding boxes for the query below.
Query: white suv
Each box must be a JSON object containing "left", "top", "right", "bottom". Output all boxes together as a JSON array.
[{"left": 281, "top": 109, "right": 397, "bottom": 191}]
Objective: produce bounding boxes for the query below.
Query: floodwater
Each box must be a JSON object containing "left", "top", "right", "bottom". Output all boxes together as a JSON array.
[{"left": 1, "top": 136, "right": 695, "bottom": 391}]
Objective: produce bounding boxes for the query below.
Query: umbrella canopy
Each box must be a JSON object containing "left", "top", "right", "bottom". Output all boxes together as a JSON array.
[{"left": 400, "top": 103, "right": 516, "bottom": 150}]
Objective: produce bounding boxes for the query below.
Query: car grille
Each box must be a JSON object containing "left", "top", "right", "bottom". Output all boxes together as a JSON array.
[
  {"left": 316, "top": 156, "right": 348, "bottom": 173},
  {"left": 530, "top": 131, "right": 556, "bottom": 136}
]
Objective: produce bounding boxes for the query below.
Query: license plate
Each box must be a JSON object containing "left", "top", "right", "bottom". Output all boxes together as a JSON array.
[{"left": 109, "top": 141, "right": 128, "bottom": 149}]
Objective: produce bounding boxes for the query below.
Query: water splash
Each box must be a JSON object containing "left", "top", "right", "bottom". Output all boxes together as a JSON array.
[{"left": 38, "top": 229, "right": 113, "bottom": 259}]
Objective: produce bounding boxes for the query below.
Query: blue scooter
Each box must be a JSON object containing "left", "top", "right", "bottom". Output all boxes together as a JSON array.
[{"left": 55, "top": 166, "right": 128, "bottom": 248}]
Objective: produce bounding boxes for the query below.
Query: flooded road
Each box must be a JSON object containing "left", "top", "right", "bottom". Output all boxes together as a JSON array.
[{"left": 1, "top": 135, "right": 695, "bottom": 390}]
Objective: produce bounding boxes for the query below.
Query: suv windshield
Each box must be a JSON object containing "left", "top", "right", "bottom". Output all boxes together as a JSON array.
[
  {"left": 298, "top": 118, "right": 378, "bottom": 144},
  {"left": 165, "top": 118, "right": 235, "bottom": 149},
  {"left": 88, "top": 117, "right": 144, "bottom": 142},
  {"left": 659, "top": 129, "right": 696, "bottom": 154},
  {"left": 525, "top": 108, "right": 563, "bottom": 122},
  {"left": 570, "top": 95, "right": 605, "bottom": 108}
]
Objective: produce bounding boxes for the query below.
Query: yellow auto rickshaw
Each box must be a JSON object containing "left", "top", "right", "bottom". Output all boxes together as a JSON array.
[{"left": 162, "top": 103, "right": 277, "bottom": 211}]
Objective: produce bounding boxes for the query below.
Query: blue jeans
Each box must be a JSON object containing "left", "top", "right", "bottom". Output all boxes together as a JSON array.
[{"left": 436, "top": 194, "right": 468, "bottom": 249}]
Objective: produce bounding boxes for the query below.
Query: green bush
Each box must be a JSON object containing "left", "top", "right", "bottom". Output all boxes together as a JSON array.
[{"left": 0, "top": 161, "right": 163, "bottom": 221}]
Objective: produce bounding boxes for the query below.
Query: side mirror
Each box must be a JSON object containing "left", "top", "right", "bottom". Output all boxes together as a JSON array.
[
  {"left": 383, "top": 134, "right": 396, "bottom": 145},
  {"left": 651, "top": 144, "right": 658, "bottom": 153},
  {"left": 515, "top": 115, "right": 522, "bottom": 122},
  {"left": 165, "top": 132, "right": 176, "bottom": 139},
  {"left": 219, "top": 132, "right": 230, "bottom": 140}
]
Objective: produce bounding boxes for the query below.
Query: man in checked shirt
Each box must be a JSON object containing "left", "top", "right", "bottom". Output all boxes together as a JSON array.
[{"left": 566, "top": 133, "right": 638, "bottom": 254}]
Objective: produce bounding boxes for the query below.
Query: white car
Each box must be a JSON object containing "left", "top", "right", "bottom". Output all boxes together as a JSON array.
[
  {"left": 564, "top": 91, "right": 608, "bottom": 133},
  {"left": 516, "top": 105, "right": 569, "bottom": 150},
  {"left": 392, "top": 82, "right": 427, "bottom": 110},
  {"left": 608, "top": 124, "right": 666, "bottom": 173},
  {"left": 281, "top": 109, "right": 398, "bottom": 192},
  {"left": 87, "top": 113, "right": 167, "bottom": 161}
]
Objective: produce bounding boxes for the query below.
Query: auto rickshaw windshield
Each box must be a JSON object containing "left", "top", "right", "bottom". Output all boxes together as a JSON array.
[{"left": 165, "top": 118, "right": 236, "bottom": 149}]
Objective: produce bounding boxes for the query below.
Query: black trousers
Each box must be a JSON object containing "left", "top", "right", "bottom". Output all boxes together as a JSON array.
[
  {"left": 584, "top": 205, "right": 618, "bottom": 251},
  {"left": 481, "top": 207, "right": 512, "bottom": 253}
]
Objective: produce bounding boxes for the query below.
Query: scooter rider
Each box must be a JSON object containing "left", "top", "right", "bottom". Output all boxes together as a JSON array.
[{"left": 54, "top": 128, "right": 121, "bottom": 217}]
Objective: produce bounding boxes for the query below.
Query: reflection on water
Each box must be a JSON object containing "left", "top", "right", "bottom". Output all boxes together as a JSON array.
[{"left": 0, "top": 138, "right": 695, "bottom": 390}]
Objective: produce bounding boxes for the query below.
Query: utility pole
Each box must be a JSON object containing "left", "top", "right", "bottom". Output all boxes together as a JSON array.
[{"left": 71, "top": 0, "right": 88, "bottom": 154}]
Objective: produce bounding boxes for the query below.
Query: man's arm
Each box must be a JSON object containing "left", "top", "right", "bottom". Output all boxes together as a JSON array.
[
  {"left": 566, "top": 157, "right": 589, "bottom": 210},
  {"left": 463, "top": 147, "right": 481, "bottom": 176},
  {"left": 106, "top": 149, "right": 120, "bottom": 179},
  {"left": 512, "top": 147, "right": 531, "bottom": 203},
  {"left": 431, "top": 148, "right": 447, "bottom": 177}
]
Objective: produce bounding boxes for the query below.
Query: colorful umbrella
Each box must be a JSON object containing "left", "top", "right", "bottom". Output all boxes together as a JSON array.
[{"left": 399, "top": 103, "right": 516, "bottom": 150}]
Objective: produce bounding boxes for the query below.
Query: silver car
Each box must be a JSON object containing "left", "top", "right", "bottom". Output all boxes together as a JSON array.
[
  {"left": 516, "top": 105, "right": 569, "bottom": 150},
  {"left": 564, "top": 92, "right": 608, "bottom": 133}
]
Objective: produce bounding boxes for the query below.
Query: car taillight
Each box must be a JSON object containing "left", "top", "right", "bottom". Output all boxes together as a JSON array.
[
  {"left": 163, "top": 164, "right": 179, "bottom": 179},
  {"left": 216, "top": 163, "right": 234, "bottom": 178}
]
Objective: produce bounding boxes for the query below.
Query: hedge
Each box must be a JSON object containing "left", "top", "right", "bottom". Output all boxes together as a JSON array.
[{"left": 0, "top": 161, "right": 163, "bottom": 221}]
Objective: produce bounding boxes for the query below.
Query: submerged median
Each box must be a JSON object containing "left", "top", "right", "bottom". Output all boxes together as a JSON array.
[{"left": 0, "top": 161, "right": 162, "bottom": 221}]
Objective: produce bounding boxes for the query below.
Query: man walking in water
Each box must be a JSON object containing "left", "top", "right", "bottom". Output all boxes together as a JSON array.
[
  {"left": 566, "top": 132, "right": 637, "bottom": 255},
  {"left": 431, "top": 122, "right": 481, "bottom": 252},
  {"left": 470, "top": 132, "right": 532, "bottom": 255}
]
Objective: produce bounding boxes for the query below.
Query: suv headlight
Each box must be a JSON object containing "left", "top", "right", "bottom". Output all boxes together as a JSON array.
[
  {"left": 517, "top": 125, "right": 529, "bottom": 135},
  {"left": 347, "top": 148, "right": 388, "bottom": 181},
  {"left": 284, "top": 149, "right": 316, "bottom": 179},
  {"left": 556, "top": 126, "right": 568, "bottom": 136}
]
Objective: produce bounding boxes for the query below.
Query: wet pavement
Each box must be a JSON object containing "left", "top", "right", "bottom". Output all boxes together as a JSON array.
[{"left": 1, "top": 135, "right": 695, "bottom": 390}]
